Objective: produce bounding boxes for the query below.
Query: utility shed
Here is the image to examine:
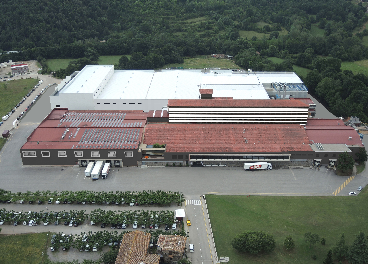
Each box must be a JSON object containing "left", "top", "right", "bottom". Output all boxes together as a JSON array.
[
  {"left": 2, "top": 130, "right": 10, "bottom": 138},
  {"left": 175, "top": 209, "right": 185, "bottom": 222}
]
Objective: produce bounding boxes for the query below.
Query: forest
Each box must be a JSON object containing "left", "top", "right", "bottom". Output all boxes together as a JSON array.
[{"left": 1, "top": 0, "right": 368, "bottom": 121}]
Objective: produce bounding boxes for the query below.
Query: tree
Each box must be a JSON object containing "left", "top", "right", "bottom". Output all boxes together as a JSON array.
[
  {"left": 337, "top": 152, "right": 355, "bottom": 174},
  {"left": 231, "top": 231, "right": 276, "bottom": 255},
  {"left": 348, "top": 232, "right": 368, "bottom": 264},
  {"left": 323, "top": 250, "right": 333, "bottom": 264},
  {"left": 284, "top": 236, "right": 295, "bottom": 251},
  {"left": 333, "top": 233, "right": 348, "bottom": 262},
  {"left": 355, "top": 147, "right": 367, "bottom": 164},
  {"left": 304, "top": 232, "right": 320, "bottom": 248}
]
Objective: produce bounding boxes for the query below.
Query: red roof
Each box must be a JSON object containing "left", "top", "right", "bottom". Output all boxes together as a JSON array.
[
  {"left": 307, "top": 119, "right": 345, "bottom": 126},
  {"left": 294, "top": 98, "right": 315, "bottom": 105},
  {"left": 168, "top": 99, "right": 309, "bottom": 108},
  {"left": 11, "top": 64, "right": 28, "bottom": 68},
  {"left": 21, "top": 109, "right": 147, "bottom": 150},
  {"left": 144, "top": 124, "right": 312, "bottom": 153},
  {"left": 199, "top": 89, "right": 213, "bottom": 95},
  {"left": 306, "top": 127, "right": 363, "bottom": 146}
]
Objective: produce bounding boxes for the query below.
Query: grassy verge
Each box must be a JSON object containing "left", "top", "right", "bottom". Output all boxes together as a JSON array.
[
  {"left": 0, "top": 138, "right": 7, "bottom": 151},
  {"left": 164, "top": 56, "right": 239, "bottom": 69},
  {"left": 0, "top": 232, "right": 50, "bottom": 264},
  {"left": 310, "top": 24, "right": 325, "bottom": 36},
  {"left": 268, "top": 57, "right": 284, "bottom": 64},
  {"left": 207, "top": 188, "right": 368, "bottom": 264},
  {"left": 239, "top": 30, "right": 269, "bottom": 39},
  {"left": 356, "top": 163, "right": 365, "bottom": 174},
  {"left": 0, "top": 78, "right": 38, "bottom": 117}
]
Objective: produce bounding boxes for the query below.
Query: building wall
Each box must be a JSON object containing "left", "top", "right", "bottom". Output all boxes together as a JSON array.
[
  {"left": 20, "top": 149, "right": 141, "bottom": 167},
  {"left": 51, "top": 93, "right": 95, "bottom": 110},
  {"left": 95, "top": 99, "right": 168, "bottom": 112}
]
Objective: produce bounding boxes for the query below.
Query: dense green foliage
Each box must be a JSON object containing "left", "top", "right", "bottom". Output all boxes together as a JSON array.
[
  {"left": 231, "top": 231, "right": 276, "bottom": 255},
  {"left": 1, "top": 0, "right": 368, "bottom": 120},
  {"left": 337, "top": 152, "right": 355, "bottom": 174},
  {"left": 348, "top": 232, "right": 368, "bottom": 264}
]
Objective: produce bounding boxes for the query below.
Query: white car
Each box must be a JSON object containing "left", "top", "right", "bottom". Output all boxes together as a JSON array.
[
  {"left": 172, "top": 223, "right": 177, "bottom": 230},
  {"left": 349, "top": 192, "right": 357, "bottom": 196},
  {"left": 357, "top": 186, "right": 362, "bottom": 191},
  {"left": 133, "top": 221, "right": 138, "bottom": 229},
  {"left": 189, "top": 244, "right": 194, "bottom": 252}
]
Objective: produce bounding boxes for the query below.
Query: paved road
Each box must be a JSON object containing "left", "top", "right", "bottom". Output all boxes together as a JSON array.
[{"left": 0, "top": 77, "right": 367, "bottom": 264}]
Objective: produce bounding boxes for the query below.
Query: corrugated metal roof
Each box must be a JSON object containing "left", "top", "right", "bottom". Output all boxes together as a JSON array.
[
  {"left": 306, "top": 118, "right": 345, "bottom": 126},
  {"left": 168, "top": 99, "right": 309, "bottom": 108},
  {"left": 306, "top": 127, "right": 363, "bottom": 146},
  {"left": 21, "top": 109, "right": 147, "bottom": 150},
  {"left": 143, "top": 123, "right": 312, "bottom": 153}
]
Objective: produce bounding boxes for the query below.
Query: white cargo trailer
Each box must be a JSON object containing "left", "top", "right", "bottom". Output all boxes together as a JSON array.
[
  {"left": 244, "top": 162, "right": 272, "bottom": 170},
  {"left": 101, "top": 163, "right": 110, "bottom": 179},
  {"left": 85, "top": 162, "right": 95, "bottom": 177},
  {"left": 91, "top": 161, "right": 104, "bottom": 180}
]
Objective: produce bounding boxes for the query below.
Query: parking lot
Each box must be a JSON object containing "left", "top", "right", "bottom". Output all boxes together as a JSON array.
[{"left": 0, "top": 81, "right": 367, "bottom": 263}]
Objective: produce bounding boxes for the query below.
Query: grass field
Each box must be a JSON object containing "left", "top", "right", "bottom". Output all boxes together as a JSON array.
[
  {"left": 0, "top": 78, "right": 38, "bottom": 118},
  {"left": 310, "top": 24, "right": 325, "bottom": 36},
  {"left": 0, "top": 232, "right": 50, "bottom": 264},
  {"left": 341, "top": 60, "right": 368, "bottom": 75},
  {"left": 239, "top": 30, "right": 269, "bottom": 40},
  {"left": 207, "top": 188, "right": 368, "bottom": 264},
  {"left": 292, "top": 65, "right": 311, "bottom": 78},
  {"left": 164, "top": 56, "right": 239, "bottom": 69},
  {"left": 268, "top": 57, "right": 284, "bottom": 64},
  {"left": 46, "top": 55, "right": 124, "bottom": 71}
]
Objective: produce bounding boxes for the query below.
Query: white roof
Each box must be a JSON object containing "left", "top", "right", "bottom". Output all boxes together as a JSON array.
[
  {"left": 60, "top": 65, "right": 113, "bottom": 94},
  {"left": 60, "top": 66, "right": 303, "bottom": 100},
  {"left": 175, "top": 209, "right": 185, "bottom": 218},
  {"left": 255, "top": 72, "right": 303, "bottom": 84}
]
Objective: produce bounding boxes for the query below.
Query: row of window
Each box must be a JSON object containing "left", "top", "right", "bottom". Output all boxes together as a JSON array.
[
  {"left": 189, "top": 155, "right": 290, "bottom": 160},
  {"left": 96, "top": 103, "right": 142, "bottom": 105},
  {"left": 22, "top": 150, "right": 133, "bottom": 158}
]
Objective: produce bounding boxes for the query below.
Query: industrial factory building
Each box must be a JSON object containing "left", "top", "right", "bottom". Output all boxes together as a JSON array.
[
  {"left": 20, "top": 66, "right": 364, "bottom": 167},
  {"left": 49, "top": 66, "right": 308, "bottom": 111}
]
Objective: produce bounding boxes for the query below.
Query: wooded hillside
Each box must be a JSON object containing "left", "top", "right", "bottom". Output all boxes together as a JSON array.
[{"left": 1, "top": 0, "right": 367, "bottom": 121}]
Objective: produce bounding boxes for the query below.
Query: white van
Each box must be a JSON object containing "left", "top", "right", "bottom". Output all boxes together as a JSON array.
[
  {"left": 189, "top": 244, "right": 194, "bottom": 253},
  {"left": 2, "top": 115, "right": 9, "bottom": 121}
]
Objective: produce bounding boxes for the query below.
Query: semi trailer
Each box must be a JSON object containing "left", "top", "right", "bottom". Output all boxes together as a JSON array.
[{"left": 244, "top": 162, "right": 272, "bottom": 170}]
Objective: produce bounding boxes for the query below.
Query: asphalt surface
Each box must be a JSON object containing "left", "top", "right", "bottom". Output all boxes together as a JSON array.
[{"left": 0, "top": 73, "right": 367, "bottom": 264}]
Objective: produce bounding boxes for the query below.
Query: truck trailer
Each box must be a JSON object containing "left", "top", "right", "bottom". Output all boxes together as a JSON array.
[
  {"left": 244, "top": 162, "right": 272, "bottom": 170},
  {"left": 101, "top": 163, "right": 110, "bottom": 179},
  {"left": 84, "top": 162, "right": 95, "bottom": 177},
  {"left": 91, "top": 161, "right": 104, "bottom": 180}
]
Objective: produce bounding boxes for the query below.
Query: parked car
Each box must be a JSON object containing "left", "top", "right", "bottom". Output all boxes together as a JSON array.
[
  {"left": 187, "top": 220, "right": 191, "bottom": 226},
  {"left": 357, "top": 186, "right": 362, "bottom": 191},
  {"left": 172, "top": 223, "right": 177, "bottom": 230},
  {"left": 133, "top": 221, "right": 138, "bottom": 229},
  {"left": 189, "top": 244, "right": 194, "bottom": 253},
  {"left": 349, "top": 192, "right": 357, "bottom": 196}
]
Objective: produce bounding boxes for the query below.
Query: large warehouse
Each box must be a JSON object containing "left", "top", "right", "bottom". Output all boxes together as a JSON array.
[
  {"left": 50, "top": 66, "right": 308, "bottom": 111},
  {"left": 20, "top": 66, "right": 364, "bottom": 167}
]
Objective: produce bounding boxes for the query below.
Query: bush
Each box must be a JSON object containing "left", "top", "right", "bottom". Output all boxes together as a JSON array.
[
  {"left": 284, "top": 236, "right": 295, "bottom": 251},
  {"left": 231, "top": 231, "right": 276, "bottom": 255},
  {"left": 321, "top": 238, "right": 326, "bottom": 245}
]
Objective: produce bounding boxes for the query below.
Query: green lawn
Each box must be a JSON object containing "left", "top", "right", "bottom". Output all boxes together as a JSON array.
[
  {"left": 98, "top": 55, "right": 122, "bottom": 65},
  {"left": 341, "top": 60, "right": 368, "bottom": 75},
  {"left": 45, "top": 59, "right": 73, "bottom": 71},
  {"left": 207, "top": 188, "right": 368, "bottom": 264},
  {"left": 310, "top": 24, "right": 325, "bottom": 37},
  {"left": 0, "top": 78, "right": 38, "bottom": 118},
  {"left": 46, "top": 55, "right": 125, "bottom": 71},
  {"left": 292, "top": 65, "right": 311, "bottom": 78},
  {"left": 164, "top": 56, "right": 239, "bottom": 69},
  {"left": 239, "top": 30, "right": 269, "bottom": 40},
  {"left": 0, "top": 232, "right": 50, "bottom": 264},
  {"left": 268, "top": 57, "right": 284, "bottom": 64}
]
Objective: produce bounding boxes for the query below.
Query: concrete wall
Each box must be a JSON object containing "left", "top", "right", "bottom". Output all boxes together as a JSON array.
[
  {"left": 20, "top": 149, "right": 141, "bottom": 167},
  {"left": 95, "top": 99, "right": 168, "bottom": 112},
  {"left": 50, "top": 93, "right": 95, "bottom": 110}
]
